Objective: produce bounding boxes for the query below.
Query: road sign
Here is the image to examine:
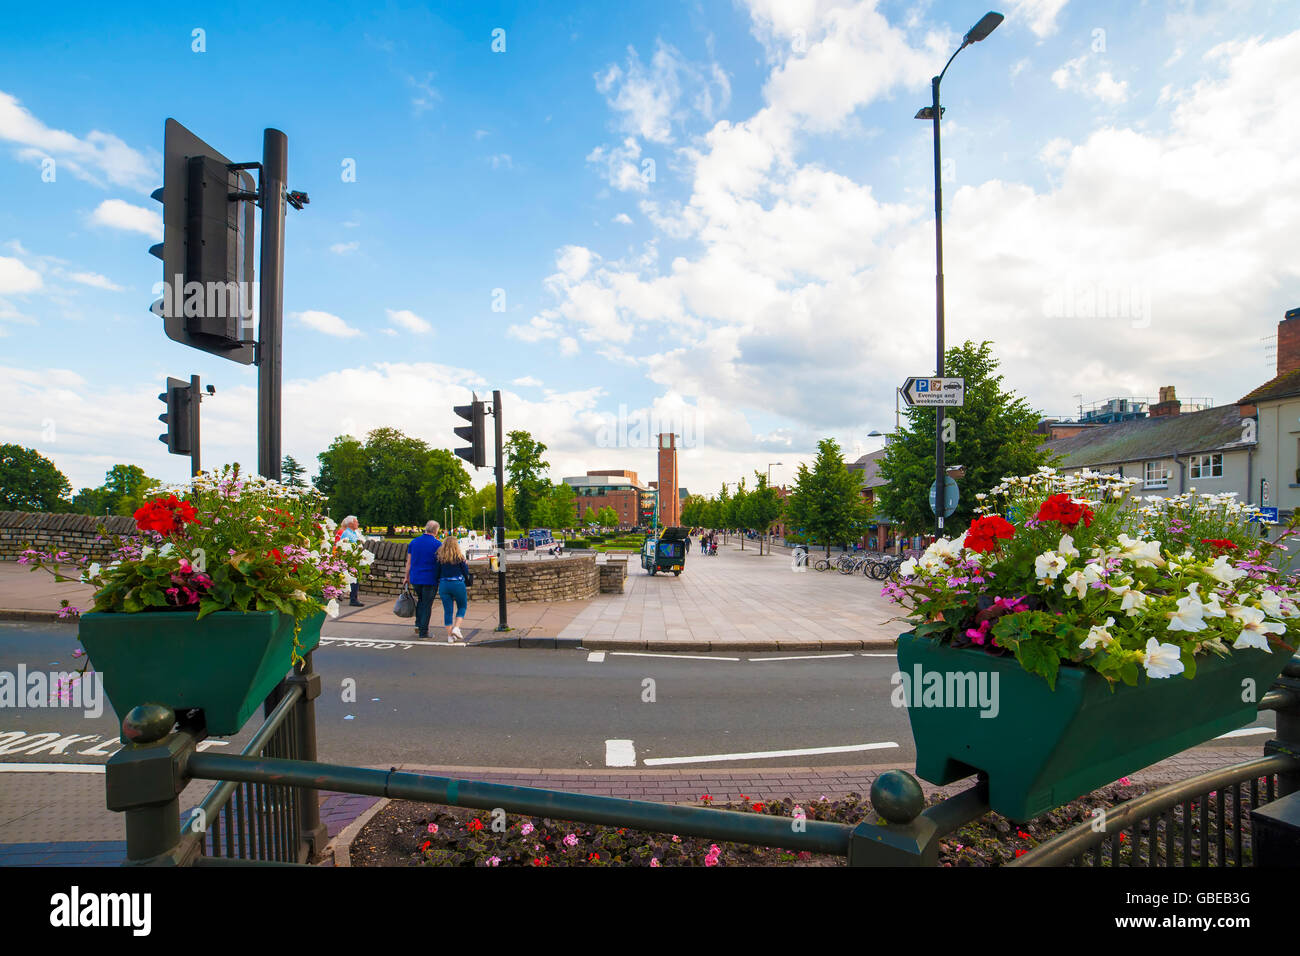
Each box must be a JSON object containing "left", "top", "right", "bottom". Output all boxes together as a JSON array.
[
  {"left": 901, "top": 376, "right": 965, "bottom": 407},
  {"left": 929, "top": 476, "right": 959, "bottom": 517},
  {"left": 1252, "top": 506, "right": 1279, "bottom": 524}
]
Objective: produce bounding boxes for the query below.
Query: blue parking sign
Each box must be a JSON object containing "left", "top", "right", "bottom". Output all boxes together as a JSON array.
[{"left": 917, "top": 380, "right": 929, "bottom": 392}]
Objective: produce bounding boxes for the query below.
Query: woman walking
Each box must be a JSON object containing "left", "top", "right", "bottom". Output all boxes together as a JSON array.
[
  {"left": 339, "top": 516, "right": 365, "bottom": 606},
  {"left": 433, "top": 532, "right": 471, "bottom": 643}
]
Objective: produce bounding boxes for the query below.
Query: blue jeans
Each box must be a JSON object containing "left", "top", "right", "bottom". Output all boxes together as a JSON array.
[
  {"left": 438, "top": 579, "right": 468, "bottom": 626},
  {"left": 414, "top": 584, "right": 438, "bottom": 635}
]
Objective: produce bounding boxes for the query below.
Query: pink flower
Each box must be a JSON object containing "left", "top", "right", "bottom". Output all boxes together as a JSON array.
[
  {"left": 427, "top": 823, "right": 438, "bottom": 834},
  {"left": 486, "top": 856, "right": 501, "bottom": 867},
  {"left": 650, "top": 858, "right": 661, "bottom": 867},
  {"left": 520, "top": 822, "right": 534, "bottom": 835},
  {"left": 1118, "top": 777, "right": 1132, "bottom": 786},
  {"left": 563, "top": 833, "right": 578, "bottom": 847}
]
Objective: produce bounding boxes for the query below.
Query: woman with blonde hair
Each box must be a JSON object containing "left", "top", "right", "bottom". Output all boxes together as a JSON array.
[{"left": 432, "top": 532, "right": 471, "bottom": 642}]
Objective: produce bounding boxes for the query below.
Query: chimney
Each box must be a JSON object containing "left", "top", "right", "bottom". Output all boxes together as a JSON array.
[
  {"left": 1279, "top": 307, "right": 1300, "bottom": 377},
  {"left": 1149, "top": 385, "right": 1181, "bottom": 418}
]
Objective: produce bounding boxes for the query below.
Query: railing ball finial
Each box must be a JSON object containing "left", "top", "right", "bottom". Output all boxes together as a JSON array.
[
  {"left": 871, "top": 770, "right": 925, "bottom": 824},
  {"left": 122, "top": 704, "right": 176, "bottom": 744}
]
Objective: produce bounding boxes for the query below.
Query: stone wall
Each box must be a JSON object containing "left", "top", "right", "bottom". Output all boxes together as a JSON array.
[
  {"left": 0, "top": 511, "right": 137, "bottom": 563},
  {"left": 599, "top": 557, "right": 627, "bottom": 594}
]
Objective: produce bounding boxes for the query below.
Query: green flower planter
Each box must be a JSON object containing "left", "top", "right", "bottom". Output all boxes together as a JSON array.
[
  {"left": 897, "top": 632, "right": 1290, "bottom": 822},
  {"left": 79, "top": 609, "right": 325, "bottom": 737}
]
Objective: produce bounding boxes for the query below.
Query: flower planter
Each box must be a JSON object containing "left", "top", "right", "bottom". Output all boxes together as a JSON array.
[
  {"left": 897, "top": 632, "right": 1289, "bottom": 821},
  {"left": 79, "top": 609, "right": 324, "bottom": 737}
]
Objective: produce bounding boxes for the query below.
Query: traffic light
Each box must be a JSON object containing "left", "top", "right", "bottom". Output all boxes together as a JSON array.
[
  {"left": 158, "top": 377, "right": 193, "bottom": 456},
  {"left": 149, "top": 118, "right": 257, "bottom": 364},
  {"left": 453, "top": 394, "right": 487, "bottom": 468}
]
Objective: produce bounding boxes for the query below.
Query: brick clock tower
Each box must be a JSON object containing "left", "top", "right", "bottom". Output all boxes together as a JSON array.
[{"left": 656, "top": 433, "right": 680, "bottom": 528}]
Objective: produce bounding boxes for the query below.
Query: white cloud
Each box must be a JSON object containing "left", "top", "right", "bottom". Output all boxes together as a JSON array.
[
  {"left": 595, "top": 42, "right": 729, "bottom": 144},
  {"left": 0, "top": 90, "right": 156, "bottom": 191},
  {"left": 559, "top": 336, "right": 580, "bottom": 356},
  {"left": 292, "top": 310, "right": 362, "bottom": 338},
  {"left": 513, "top": 376, "right": 543, "bottom": 387},
  {"left": 67, "top": 271, "right": 124, "bottom": 291},
  {"left": 0, "top": 255, "right": 42, "bottom": 294},
  {"left": 330, "top": 241, "right": 360, "bottom": 255},
  {"left": 612, "top": 213, "right": 633, "bottom": 225},
  {"left": 489, "top": 153, "right": 513, "bottom": 169},
  {"left": 88, "top": 199, "right": 162, "bottom": 239},
  {"left": 1004, "top": 0, "right": 1070, "bottom": 39},
  {"left": 1092, "top": 72, "right": 1129, "bottom": 104},
  {"left": 408, "top": 74, "right": 440, "bottom": 114},
  {"left": 587, "top": 138, "right": 649, "bottom": 193},
  {"left": 386, "top": 308, "right": 433, "bottom": 334}
]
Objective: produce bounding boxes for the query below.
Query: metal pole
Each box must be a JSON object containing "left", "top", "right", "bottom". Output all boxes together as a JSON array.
[
  {"left": 931, "top": 75, "right": 946, "bottom": 539},
  {"left": 493, "top": 389, "right": 508, "bottom": 631},
  {"left": 190, "top": 374, "right": 201, "bottom": 477},
  {"left": 257, "top": 129, "right": 288, "bottom": 481}
]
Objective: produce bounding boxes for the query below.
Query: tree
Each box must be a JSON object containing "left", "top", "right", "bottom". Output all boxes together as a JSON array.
[
  {"left": 744, "top": 473, "right": 784, "bottom": 555},
  {"left": 786, "top": 439, "right": 872, "bottom": 555},
  {"left": 727, "top": 479, "right": 749, "bottom": 549},
  {"left": 315, "top": 436, "right": 369, "bottom": 521},
  {"left": 714, "top": 484, "right": 731, "bottom": 539},
  {"left": 548, "top": 482, "right": 577, "bottom": 529},
  {"left": 104, "top": 464, "right": 160, "bottom": 516},
  {"left": 420, "top": 449, "right": 473, "bottom": 525},
  {"left": 505, "top": 430, "right": 551, "bottom": 529},
  {"left": 281, "top": 455, "right": 306, "bottom": 487},
  {"left": 598, "top": 505, "right": 619, "bottom": 528},
  {"left": 465, "top": 482, "right": 514, "bottom": 535},
  {"left": 0, "top": 445, "right": 71, "bottom": 511},
  {"left": 877, "top": 340, "right": 1050, "bottom": 534},
  {"left": 362, "top": 427, "right": 431, "bottom": 531}
]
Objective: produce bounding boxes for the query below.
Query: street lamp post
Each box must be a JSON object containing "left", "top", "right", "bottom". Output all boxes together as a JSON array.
[
  {"left": 764, "top": 463, "right": 782, "bottom": 555},
  {"left": 482, "top": 506, "right": 487, "bottom": 536},
  {"left": 917, "top": 10, "right": 1002, "bottom": 538}
]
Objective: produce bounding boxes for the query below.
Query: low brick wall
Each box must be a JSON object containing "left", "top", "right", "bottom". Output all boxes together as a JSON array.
[
  {"left": 599, "top": 558, "right": 627, "bottom": 594},
  {"left": 355, "top": 539, "right": 599, "bottom": 603},
  {"left": 0, "top": 511, "right": 137, "bottom": 563}
]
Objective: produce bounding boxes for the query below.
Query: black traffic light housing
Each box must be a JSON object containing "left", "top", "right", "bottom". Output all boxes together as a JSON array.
[
  {"left": 150, "top": 118, "right": 257, "bottom": 364},
  {"left": 158, "top": 377, "right": 193, "bottom": 456},
  {"left": 454, "top": 394, "right": 487, "bottom": 468}
]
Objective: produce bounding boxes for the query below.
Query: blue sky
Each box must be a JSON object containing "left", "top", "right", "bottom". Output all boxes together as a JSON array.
[{"left": 3, "top": 0, "right": 1299, "bottom": 496}]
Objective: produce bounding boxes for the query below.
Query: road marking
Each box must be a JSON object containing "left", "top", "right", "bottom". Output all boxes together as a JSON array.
[
  {"left": 586, "top": 651, "right": 606, "bottom": 663},
  {"left": 0, "top": 762, "right": 105, "bottom": 773},
  {"left": 604, "top": 739, "right": 636, "bottom": 767},
  {"left": 859, "top": 653, "right": 895, "bottom": 657},
  {"left": 1215, "top": 726, "right": 1273, "bottom": 739},
  {"left": 642, "top": 741, "right": 899, "bottom": 767},
  {"left": 610, "top": 652, "right": 740, "bottom": 662},
  {"left": 747, "top": 653, "right": 855, "bottom": 662},
  {"left": 319, "top": 637, "right": 466, "bottom": 650}
]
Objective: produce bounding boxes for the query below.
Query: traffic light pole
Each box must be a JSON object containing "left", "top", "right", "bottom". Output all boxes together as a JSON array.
[
  {"left": 257, "top": 129, "right": 288, "bottom": 481},
  {"left": 189, "top": 374, "right": 201, "bottom": 477},
  {"left": 493, "top": 389, "right": 508, "bottom": 632}
]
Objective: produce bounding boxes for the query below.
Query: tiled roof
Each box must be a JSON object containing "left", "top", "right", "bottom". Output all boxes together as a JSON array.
[
  {"left": 1040, "top": 405, "right": 1251, "bottom": 468},
  {"left": 848, "top": 449, "right": 890, "bottom": 489},
  {"left": 1238, "top": 367, "right": 1300, "bottom": 405}
]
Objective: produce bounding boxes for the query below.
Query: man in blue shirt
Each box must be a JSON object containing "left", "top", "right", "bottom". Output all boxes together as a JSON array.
[{"left": 405, "top": 520, "right": 442, "bottom": 638}]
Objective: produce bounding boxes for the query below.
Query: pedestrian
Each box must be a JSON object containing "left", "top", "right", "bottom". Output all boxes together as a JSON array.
[
  {"left": 434, "top": 532, "right": 471, "bottom": 643},
  {"left": 339, "top": 515, "right": 365, "bottom": 606},
  {"left": 405, "top": 520, "right": 442, "bottom": 639}
]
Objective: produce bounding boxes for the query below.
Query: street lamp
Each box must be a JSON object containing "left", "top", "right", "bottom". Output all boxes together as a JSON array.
[
  {"left": 767, "top": 462, "right": 782, "bottom": 486},
  {"left": 482, "top": 506, "right": 487, "bottom": 536},
  {"left": 917, "top": 10, "right": 1002, "bottom": 538}
]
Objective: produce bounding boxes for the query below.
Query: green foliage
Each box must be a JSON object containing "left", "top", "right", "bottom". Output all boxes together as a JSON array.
[
  {"left": 315, "top": 436, "right": 368, "bottom": 519},
  {"left": 281, "top": 455, "right": 307, "bottom": 487},
  {"left": 877, "top": 341, "right": 1050, "bottom": 534},
  {"left": 785, "top": 438, "right": 872, "bottom": 553},
  {"left": 0, "top": 445, "right": 72, "bottom": 512},
  {"left": 361, "top": 427, "right": 431, "bottom": 528},
  {"left": 505, "top": 430, "right": 551, "bottom": 529},
  {"left": 420, "top": 449, "right": 473, "bottom": 523},
  {"left": 744, "top": 473, "right": 784, "bottom": 537}
]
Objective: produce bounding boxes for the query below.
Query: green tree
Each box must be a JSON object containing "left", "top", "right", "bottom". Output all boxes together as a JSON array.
[
  {"left": 0, "top": 445, "right": 71, "bottom": 511},
  {"left": 744, "top": 473, "right": 784, "bottom": 555},
  {"left": 362, "top": 427, "right": 431, "bottom": 531},
  {"left": 786, "top": 439, "right": 872, "bottom": 555},
  {"left": 548, "top": 482, "right": 577, "bottom": 529},
  {"left": 281, "top": 455, "right": 306, "bottom": 487},
  {"left": 713, "top": 484, "right": 731, "bottom": 538},
  {"left": 315, "top": 436, "right": 369, "bottom": 520},
  {"left": 505, "top": 430, "right": 551, "bottom": 529},
  {"left": 727, "top": 479, "right": 749, "bottom": 549},
  {"left": 877, "top": 340, "right": 1050, "bottom": 534},
  {"left": 71, "top": 486, "right": 110, "bottom": 515},
  {"left": 598, "top": 505, "right": 619, "bottom": 528},
  {"left": 420, "top": 449, "right": 473, "bottom": 525},
  {"left": 104, "top": 464, "right": 160, "bottom": 516},
  {"left": 465, "top": 482, "right": 514, "bottom": 536}
]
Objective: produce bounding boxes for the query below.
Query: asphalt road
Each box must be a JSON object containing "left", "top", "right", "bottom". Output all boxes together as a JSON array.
[{"left": 0, "top": 621, "right": 1277, "bottom": 773}]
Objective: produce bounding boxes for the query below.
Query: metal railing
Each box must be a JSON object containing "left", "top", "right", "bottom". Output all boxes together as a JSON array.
[{"left": 103, "top": 651, "right": 1300, "bottom": 867}]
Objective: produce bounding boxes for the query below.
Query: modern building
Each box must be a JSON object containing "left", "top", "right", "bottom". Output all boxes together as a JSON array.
[
  {"left": 1040, "top": 389, "right": 1257, "bottom": 502},
  {"left": 561, "top": 470, "right": 647, "bottom": 527},
  {"left": 1237, "top": 306, "right": 1300, "bottom": 518}
]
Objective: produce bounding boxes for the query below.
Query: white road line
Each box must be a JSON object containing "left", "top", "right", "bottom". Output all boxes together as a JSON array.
[
  {"left": 643, "top": 741, "right": 899, "bottom": 767},
  {"left": 1216, "top": 726, "right": 1273, "bottom": 739},
  {"left": 0, "top": 763, "right": 105, "bottom": 774},
  {"left": 319, "top": 637, "right": 465, "bottom": 649},
  {"left": 610, "top": 652, "right": 741, "bottom": 662},
  {"left": 859, "top": 653, "right": 896, "bottom": 657},
  {"left": 586, "top": 651, "right": 606, "bottom": 663},
  {"left": 604, "top": 739, "right": 637, "bottom": 767},
  {"left": 747, "top": 653, "right": 855, "bottom": 662}
]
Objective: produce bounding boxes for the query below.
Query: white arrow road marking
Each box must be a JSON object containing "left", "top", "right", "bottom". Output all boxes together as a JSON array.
[
  {"left": 610, "top": 652, "right": 740, "bottom": 662},
  {"left": 604, "top": 739, "right": 637, "bottom": 767},
  {"left": 642, "top": 741, "right": 899, "bottom": 767},
  {"left": 319, "top": 637, "right": 465, "bottom": 649},
  {"left": 1215, "top": 726, "right": 1273, "bottom": 739},
  {"left": 586, "top": 651, "right": 606, "bottom": 663},
  {"left": 0, "top": 763, "right": 105, "bottom": 773},
  {"left": 747, "top": 653, "right": 855, "bottom": 662}
]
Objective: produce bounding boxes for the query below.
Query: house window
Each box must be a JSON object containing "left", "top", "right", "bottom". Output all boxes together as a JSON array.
[
  {"left": 1144, "top": 461, "right": 1169, "bottom": 489},
  {"left": 1188, "top": 454, "right": 1223, "bottom": 479}
]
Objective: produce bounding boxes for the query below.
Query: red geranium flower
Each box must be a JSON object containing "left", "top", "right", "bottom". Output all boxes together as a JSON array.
[
  {"left": 1036, "top": 493, "right": 1094, "bottom": 530},
  {"left": 1200, "top": 538, "right": 1237, "bottom": 552},
  {"left": 467, "top": 818, "right": 484, "bottom": 832},
  {"left": 752, "top": 802, "right": 765, "bottom": 812},
  {"left": 964, "top": 515, "right": 1016, "bottom": 554},
  {"left": 133, "top": 494, "right": 200, "bottom": 537}
]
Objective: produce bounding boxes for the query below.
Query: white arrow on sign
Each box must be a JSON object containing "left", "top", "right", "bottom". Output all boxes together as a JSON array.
[{"left": 901, "top": 376, "right": 965, "bottom": 407}]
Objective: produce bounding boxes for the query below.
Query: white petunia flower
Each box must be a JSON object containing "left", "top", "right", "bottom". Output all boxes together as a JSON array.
[
  {"left": 1057, "top": 534, "right": 1079, "bottom": 560},
  {"left": 1035, "top": 551, "right": 1068, "bottom": 581},
  {"left": 1205, "top": 555, "right": 1246, "bottom": 585},
  {"left": 1080, "top": 617, "right": 1117, "bottom": 651},
  {"left": 326, "top": 599, "right": 340, "bottom": 618},
  {"left": 1231, "top": 606, "right": 1284, "bottom": 652},
  {"left": 1142, "top": 637, "right": 1186, "bottom": 678}
]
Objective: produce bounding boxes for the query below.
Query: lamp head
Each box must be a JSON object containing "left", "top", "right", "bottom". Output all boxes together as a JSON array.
[{"left": 964, "top": 11, "right": 1003, "bottom": 44}]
